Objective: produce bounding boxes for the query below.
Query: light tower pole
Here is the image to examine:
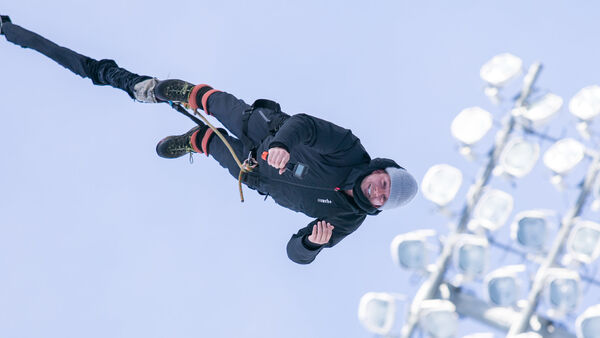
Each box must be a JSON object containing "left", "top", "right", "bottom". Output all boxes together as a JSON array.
[{"left": 399, "top": 62, "right": 543, "bottom": 338}]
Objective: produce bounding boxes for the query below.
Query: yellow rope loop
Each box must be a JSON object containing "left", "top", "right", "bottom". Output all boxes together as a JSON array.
[
  {"left": 191, "top": 108, "right": 256, "bottom": 202},
  {"left": 192, "top": 108, "right": 245, "bottom": 170},
  {"left": 238, "top": 171, "right": 245, "bottom": 202}
]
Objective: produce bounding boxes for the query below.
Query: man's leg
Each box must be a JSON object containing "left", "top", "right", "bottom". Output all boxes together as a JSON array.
[
  {"left": 154, "top": 121, "right": 247, "bottom": 180},
  {"left": 1, "top": 18, "right": 153, "bottom": 101},
  {"left": 155, "top": 80, "right": 289, "bottom": 146}
]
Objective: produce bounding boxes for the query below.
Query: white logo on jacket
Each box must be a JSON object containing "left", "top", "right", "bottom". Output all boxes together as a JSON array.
[{"left": 317, "top": 198, "right": 332, "bottom": 204}]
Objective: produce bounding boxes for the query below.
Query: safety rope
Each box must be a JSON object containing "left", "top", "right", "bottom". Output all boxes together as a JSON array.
[{"left": 168, "top": 101, "right": 255, "bottom": 202}]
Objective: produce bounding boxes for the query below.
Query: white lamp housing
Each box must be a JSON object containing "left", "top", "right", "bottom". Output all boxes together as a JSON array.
[
  {"left": 521, "top": 93, "right": 564, "bottom": 126},
  {"left": 543, "top": 138, "right": 586, "bottom": 175},
  {"left": 576, "top": 304, "right": 600, "bottom": 338},
  {"left": 497, "top": 137, "right": 540, "bottom": 178},
  {"left": 566, "top": 220, "right": 600, "bottom": 264},
  {"left": 390, "top": 229, "right": 437, "bottom": 270},
  {"left": 480, "top": 53, "right": 523, "bottom": 87},
  {"left": 545, "top": 268, "right": 581, "bottom": 315},
  {"left": 511, "top": 210, "right": 553, "bottom": 252},
  {"left": 454, "top": 235, "right": 489, "bottom": 278},
  {"left": 569, "top": 85, "right": 600, "bottom": 121},
  {"left": 421, "top": 164, "right": 463, "bottom": 206},
  {"left": 418, "top": 299, "right": 458, "bottom": 338},
  {"left": 358, "top": 292, "right": 396, "bottom": 335},
  {"left": 451, "top": 107, "right": 493, "bottom": 145},
  {"left": 484, "top": 265, "right": 526, "bottom": 307},
  {"left": 471, "top": 189, "right": 514, "bottom": 231}
]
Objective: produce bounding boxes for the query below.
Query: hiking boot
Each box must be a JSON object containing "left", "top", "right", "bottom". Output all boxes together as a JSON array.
[
  {"left": 156, "top": 125, "right": 203, "bottom": 159},
  {"left": 154, "top": 79, "right": 195, "bottom": 103},
  {"left": 0, "top": 15, "right": 12, "bottom": 35}
]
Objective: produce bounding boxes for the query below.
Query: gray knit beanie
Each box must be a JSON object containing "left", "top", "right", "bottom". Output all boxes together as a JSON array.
[{"left": 381, "top": 167, "right": 418, "bottom": 210}]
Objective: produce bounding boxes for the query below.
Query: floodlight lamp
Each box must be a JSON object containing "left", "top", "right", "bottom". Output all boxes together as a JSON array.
[
  {"left": 480, "top": 53, "right": 523, "bottom": 87},
  {"left": 451, "top": 107, "right": 493, "bottom": 145},
  {"left": 522, "top": 93, "right": 563, "bottom": 126},
  {"left": 567, "top": 220, "right": 600, "bottom": 264},
  {"left": 418, "top": 299, "right": 458, "bottom": 338},
  {"left": 543, "top": 138, "right": 586, "bottom": 174},
  {"left": 569, "top": 85, "right": 600, "bottom": 121},
  {"left": 472, "top": 189, "right": 514, "bottom": 231},
  {"left": 576, "top": 304, "right": 600, "bottom": 338},
  {"left": 498, "top": 138, "right": 540, "bottom": 178},
  {"left": 545, "top": 268, "right": 581, "bottom": 314},
  {"left": 511, "top": 210, "right": 552, "bottom": 251},
  {"left": 421, "top": 164, "right": 463, "bottom": 206},
  {"left": 485, "top": 265, "right": 526, "bottom": 307},
  {"left": 358, "top": 292, "right": 396, "bottom": 335},
  {"left": 390, "top": 230, "right": 436, "bottom": 270},
  {"left": 454, "top": 235, "right": 489, "bottom": 278}
]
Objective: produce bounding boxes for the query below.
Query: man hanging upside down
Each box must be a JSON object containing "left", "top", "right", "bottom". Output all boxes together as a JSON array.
[{"left": 1, "top": 15, "right": 418, "bottom": 264}]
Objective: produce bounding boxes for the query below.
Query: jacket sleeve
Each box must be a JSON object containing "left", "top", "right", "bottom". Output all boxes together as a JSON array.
[
  {"left": 269, "top": 113, "right": 361, "bottom": 155},
  {"left": 286, "top": 214, "right": 367, "bottom": 265}
]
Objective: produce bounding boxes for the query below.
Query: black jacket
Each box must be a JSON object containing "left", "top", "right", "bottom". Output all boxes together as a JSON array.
[{"left": 250, "top": 113, "right": 400, "bottom": 264}]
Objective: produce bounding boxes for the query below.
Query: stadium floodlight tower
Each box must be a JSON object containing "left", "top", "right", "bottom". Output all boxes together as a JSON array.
[
  {"left": 418, "top": 299, "right": 458, "bottom": 338},
  {"left": 495, "top": 137, "right": 540, "bottom": 178},
  {"left": 543, "top": 138, "right": 586, "bottom": 188},
  {"left": 484, "top": 265, "right": 526, "bottom": 307},
  {"left": 451, "top": 107, "right": 493, "bottom": 158},
  {"left": 509, "top": 140, "right": 600, "bottom": 335},
  {"left": 544, "top": 268, "right": 581, "bottom": 317},
  {"left": 421, "top": 164, "right": 463, "bottom": 208},
  {"left": 565, "top": 220, "right": 600, "bottom": 265},
  {"left": 469, "top": 188, "right": 514, "bottom": 232},
  {"left": 400, "top": 58, "right": 543, "bottom": 338},
  {"left": 480, "top": 53, "right": 523, "bottom": 104},
  {"left": 569, "top": 85, "right": 600, "bottom": 139},
  {"left": 357, "top": 292, "right": 398, "bottom": 335},
  {"left": 390, "top": 229, "right": 437, "bottom": 271},
  {"left": 510, "top": 210, "right": 555, "bottom": 252},
  {"left": 576, "top": 304, "right": 600, "bottom": 338}
]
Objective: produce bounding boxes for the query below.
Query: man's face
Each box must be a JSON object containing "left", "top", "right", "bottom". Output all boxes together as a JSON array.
[{"left": 360, "top": 170, "right": 391, "bottom": 208}]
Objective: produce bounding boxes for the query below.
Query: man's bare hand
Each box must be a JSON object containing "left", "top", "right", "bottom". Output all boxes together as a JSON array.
[
  {"left": 308, "top": 221, "right": 334, "bottom": 245},
  {"left": 267, "top": 147, "right": 290, "bottom": 175}
]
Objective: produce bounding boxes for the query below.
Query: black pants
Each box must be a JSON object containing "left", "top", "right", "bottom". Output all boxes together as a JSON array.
[
  {"left": 3, "top": 22, "right": 151, "bottom": 99},
  {"left": 3, "top": 22, "right": 286, "bottom": 182}
]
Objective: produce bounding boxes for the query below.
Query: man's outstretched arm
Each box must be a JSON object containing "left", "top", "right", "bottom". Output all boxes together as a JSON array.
[{"left": 286, "top": 214, "right": 366, "bottom": 264}]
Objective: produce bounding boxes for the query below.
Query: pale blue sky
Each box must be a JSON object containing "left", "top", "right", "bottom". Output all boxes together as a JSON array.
[{"left": 1, "top": 1, "right": 599, "bottom": 337}]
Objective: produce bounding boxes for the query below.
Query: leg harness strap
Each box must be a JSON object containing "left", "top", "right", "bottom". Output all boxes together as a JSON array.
[
  {"left": 188, "top": 84, "right": 221, "bottom": 115},
  {"left": 200, "top": 129, "right": 215, "bottom": 156},
  {"left": 190, "top": 129, "right": 203, "bottom": 154},
  {"left": 190, "top": 126, "right": 223, "bottom": 157}
]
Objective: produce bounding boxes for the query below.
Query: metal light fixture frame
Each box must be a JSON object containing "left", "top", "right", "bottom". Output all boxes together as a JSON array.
[
  {"left": 358, "top": 292, "right": 397, "bottom": 335},
  {"left": 484, "top": 265, "right": 526, "bottom": 307},
  {"left": 576, "top": 304, "right": 600, "bottom": 338},
  {"left": 566, "top": 219, "right": 600, "bottom": 264},
  {"left": 544, "top": 268, "right": 581, "bottom": 316},
  {"left": 390, "top": 229, "right": 437, "bottom": 271},
  {"left": 418, "top": 299, "right": 459, "bottom": 338}
]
